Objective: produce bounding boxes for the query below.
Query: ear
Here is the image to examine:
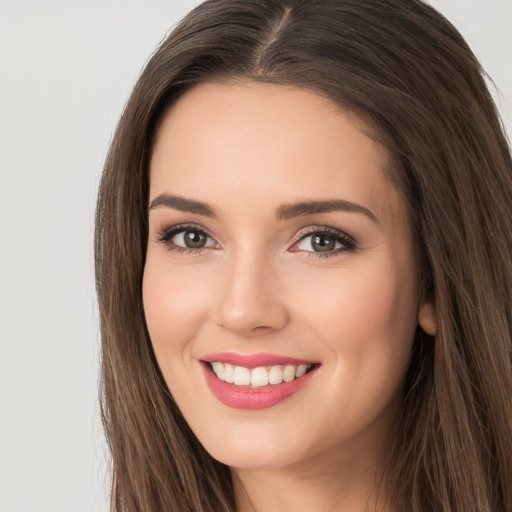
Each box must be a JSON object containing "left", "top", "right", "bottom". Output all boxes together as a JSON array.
[{"left": 418, "top": 300, "right": 437, "bottom": 335}]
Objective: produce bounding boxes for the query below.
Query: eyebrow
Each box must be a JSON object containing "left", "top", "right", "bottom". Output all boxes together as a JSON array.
[
  {"left": 276, "top": 199, "right": 379, "bottom": 223},
  {"left": 148, "top": 193, "right": 215, "bottom": 217},
  {"left": 148, "top": 193, "right": 378, "bottom": 223}
]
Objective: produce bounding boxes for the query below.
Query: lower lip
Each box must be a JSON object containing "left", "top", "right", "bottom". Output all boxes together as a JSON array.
[{"left": 201, "top": 362, "right": 319, "bottom": 410}]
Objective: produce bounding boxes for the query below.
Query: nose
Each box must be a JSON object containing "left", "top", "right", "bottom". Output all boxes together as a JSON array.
[{"left": 213, "top": 250, "right": 290, "bottom": 337}]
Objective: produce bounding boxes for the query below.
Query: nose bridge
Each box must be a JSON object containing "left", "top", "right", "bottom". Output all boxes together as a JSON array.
[{"left": 214, "top": 243, "right": 289, "bottom": 335}]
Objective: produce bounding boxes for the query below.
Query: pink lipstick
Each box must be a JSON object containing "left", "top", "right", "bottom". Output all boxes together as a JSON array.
[
  {"left": 201, "top": 352, "right": 316, "bottom": 368},
  {"left": 199, "top": 352, "right": 320, "bottom": 410}
]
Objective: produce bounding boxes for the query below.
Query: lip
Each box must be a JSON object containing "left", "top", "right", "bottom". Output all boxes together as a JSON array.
[
  {"left": 199, "top": 355, "right": 320, "bottom": 410},
  {"left": 200, "top": 351, "right": 317, "bottom": 368}
]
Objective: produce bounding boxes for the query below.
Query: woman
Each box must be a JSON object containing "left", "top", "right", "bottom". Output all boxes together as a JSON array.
[{"left": 94, "top": 0, "right": 512, "bottom": 510}]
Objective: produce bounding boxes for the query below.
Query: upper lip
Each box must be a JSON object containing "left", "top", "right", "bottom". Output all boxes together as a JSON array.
[{"left": 200, "top": 352, "right": 318, "bottom": 368}]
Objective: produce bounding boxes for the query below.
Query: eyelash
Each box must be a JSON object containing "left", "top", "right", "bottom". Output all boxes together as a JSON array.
[
  {"left": 154, "top": 223, "right": 356, "bottom": 259},
  {"left": 292, "top": 226, "right": 356, "bottom": 258},
  {"left": 155, "top": 223, "right": 217, "bottom": 256}
]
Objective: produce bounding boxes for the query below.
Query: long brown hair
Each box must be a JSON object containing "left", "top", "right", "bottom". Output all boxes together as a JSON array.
[{"left": 95, "top": 1, "right": 512, "bottom": 510}]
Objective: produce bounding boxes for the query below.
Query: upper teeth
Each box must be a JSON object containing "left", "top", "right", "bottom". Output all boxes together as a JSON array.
[{"left": 210, "top": 362, "right": 312, "bottom": 387}]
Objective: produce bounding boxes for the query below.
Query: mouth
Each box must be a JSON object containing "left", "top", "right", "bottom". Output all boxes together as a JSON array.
[
  {"left": 199, "top": 354, "right": 320, "bottom": 410},
  {"left": 206, "top": 361, "right": 318, "bottom": 388}
]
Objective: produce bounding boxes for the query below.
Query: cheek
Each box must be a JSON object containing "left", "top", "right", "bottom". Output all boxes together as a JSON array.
[
  {"left": 291, "top": 256, "right": 419, "bottom": 345},
  {"left": 290, "top": 258, "right": 419, "bottom": 415},
  {"left": 142, "top": 255, "right": 213, "bottom": 360},
  {"left": 341, "top": 274, "right": 417, "bottom": 390}
]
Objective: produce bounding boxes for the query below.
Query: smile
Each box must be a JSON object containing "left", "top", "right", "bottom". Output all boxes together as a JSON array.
[
  {"left": 210, "top": 362, "right": 313, "bottom": 387},
  {"left": 200, "top": 353, "right": 320, "bottom": 410}
]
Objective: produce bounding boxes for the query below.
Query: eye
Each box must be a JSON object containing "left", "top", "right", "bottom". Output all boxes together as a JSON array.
[
  {"left": 173, "top": 229, "right": 213, "bottom": 249},
  {"left": 155, "top": 224, "right": 217, "bottom": 253},
  {"left": 291, "top": 227, "right": 355, "bottom": 257}
]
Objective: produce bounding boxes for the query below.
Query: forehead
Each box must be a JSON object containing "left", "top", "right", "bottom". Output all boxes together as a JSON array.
[{"left": 149, "top": 81, "right": 404, "bottom": 224}]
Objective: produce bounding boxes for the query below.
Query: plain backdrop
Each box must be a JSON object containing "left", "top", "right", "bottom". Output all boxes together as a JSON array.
[{"left": 0, "top": 1, "right": 510, "bottom": 511}]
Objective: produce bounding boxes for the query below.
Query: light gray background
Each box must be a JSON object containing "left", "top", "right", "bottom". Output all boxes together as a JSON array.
[{"left": 0, "top": 1, "right": 510, "bottom": 511}]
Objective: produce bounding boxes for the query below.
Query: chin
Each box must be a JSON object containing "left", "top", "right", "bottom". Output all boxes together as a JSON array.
[
  {"left": 195, "top": 422, "right": 318, "bottom": 470},
  {"left": 207, "top": 444, "right": 303, "bottom": 471}
]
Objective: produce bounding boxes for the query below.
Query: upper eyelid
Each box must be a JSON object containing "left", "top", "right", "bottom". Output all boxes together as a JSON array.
[
  {"left": 156, "top": 223, "right": 215, "bottom": 240},
  {"left": 293, "top": 225, "right": 355, "bottom": 243},
  {"left": 296, "top": 226, "right": 343, "bottom": 237}
]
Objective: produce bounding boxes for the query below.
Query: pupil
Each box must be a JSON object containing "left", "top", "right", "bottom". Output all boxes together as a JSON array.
[
  {"left": 312, "top": 234, "right": 335, "bottom": 252},
  {"left": 184, "top": 230, "right": 206, "bottom": 248}
]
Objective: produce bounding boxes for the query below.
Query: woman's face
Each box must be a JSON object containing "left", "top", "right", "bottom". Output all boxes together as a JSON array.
[{"left": 143, "top": 82, "right": 433, "bottom": 471}]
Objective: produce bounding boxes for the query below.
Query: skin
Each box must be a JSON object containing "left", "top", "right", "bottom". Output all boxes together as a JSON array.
[{"left": 143, "top": 81, "right": 436, "bottom": 512}]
